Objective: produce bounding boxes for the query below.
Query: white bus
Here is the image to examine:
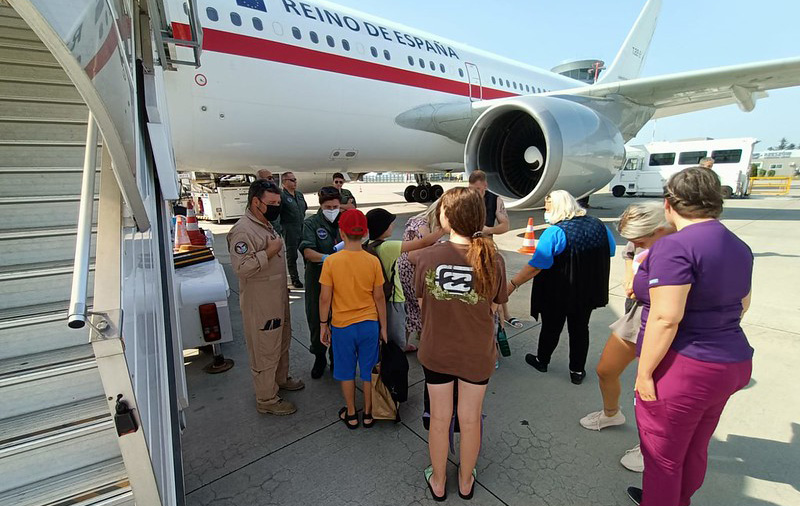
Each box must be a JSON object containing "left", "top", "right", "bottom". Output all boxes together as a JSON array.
[{"left": 610, "top": 138, "right": 757, "bottom": 198}]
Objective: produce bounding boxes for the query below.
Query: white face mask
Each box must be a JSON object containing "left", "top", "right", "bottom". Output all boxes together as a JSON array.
[
  {"left": 543, "top": 211, "right": 552, "bottom": 224},
  {"left": 322, "top": 208, "right": 340, "bottom": 223}
]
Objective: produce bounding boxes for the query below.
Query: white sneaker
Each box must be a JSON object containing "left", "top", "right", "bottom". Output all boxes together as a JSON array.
[
  {"left": 579, "top": 409, "right": 626, "bottom": 431},
  {"left": 620, "top": 444, "right": 644, "bottom": 473}
]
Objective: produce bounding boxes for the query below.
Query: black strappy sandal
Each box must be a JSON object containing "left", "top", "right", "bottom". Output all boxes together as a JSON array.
[
  {"left": 458, "top": 465, "right": 477, "bottom": 500},
  {"left": 362, "top": 412, "right": 375, "bottom": 428},
  {"left": 338, "top": 407, "right": 359, "bottom": 429}
]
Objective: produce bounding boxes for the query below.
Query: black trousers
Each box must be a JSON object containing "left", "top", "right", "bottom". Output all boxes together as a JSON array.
[{"left": 536, "top": 306, "right": 594, "bottom": 373}]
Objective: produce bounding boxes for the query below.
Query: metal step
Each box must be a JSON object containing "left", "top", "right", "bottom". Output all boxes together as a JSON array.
[
  {"left": 0, "top": 41, "right": 58, "bottom": 64},
  {"left": 0, "top": 116, "right": 90, "bottom": 142},
  {"left": 0, "top": 25, "right": 41, "bottom": 43},
  {"left": 0, "top": 259, "right": 95, "bottom": 311},
  {"left": 0, "top": 140, "right": 98, "bottom": 167},
  {"left": 0, "top": 59, "right": 69, "bottom": 81},
  {"left": 0, "top": 225, "right": 97, "bottom": 266},
  {"left": 0, "top": 458, "right": 132, "bottom": 506},
  {"left": 0, "top": 194, "right": 97, "bottom": 231},
  {"left": 0, "top": 419, "right": 122, "bottom": 497},
  {"left": 0, "top": 76, "right": 82, "bottom": 101},
  {"left": 0, "top": 395, "right": 109, "bottom": 449},
  {"left": 0, "top": 96, "right": 89, "bottom": 120},
  {"left": 0, "top": 310, "right": 90, "bottom": 360},
  {"left": 0, "top": 345, "right": 101, "bottom": 419}
]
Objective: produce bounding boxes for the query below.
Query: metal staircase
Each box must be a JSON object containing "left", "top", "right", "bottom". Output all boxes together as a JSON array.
[{"left": 0, "top": 3, "right": 133, "bottom": 505}]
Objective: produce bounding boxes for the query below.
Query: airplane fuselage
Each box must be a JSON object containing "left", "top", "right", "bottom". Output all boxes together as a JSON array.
[{"left": 165, "top": 0, "right": 582, "bottom": 175}]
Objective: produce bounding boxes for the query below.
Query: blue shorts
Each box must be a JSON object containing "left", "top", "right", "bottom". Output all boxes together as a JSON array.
[{"left": 331, "top": 320, "right": 380, "bottom": 382}]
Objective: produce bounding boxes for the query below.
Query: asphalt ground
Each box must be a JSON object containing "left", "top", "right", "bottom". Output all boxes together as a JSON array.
[{"left": 181, "top": 182, "right": 800, "bottom": 506}]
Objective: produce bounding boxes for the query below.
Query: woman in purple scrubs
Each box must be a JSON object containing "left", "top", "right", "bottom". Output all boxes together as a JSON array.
[{"left": 626, "top": 167, "right": 753, "bottom": 506}]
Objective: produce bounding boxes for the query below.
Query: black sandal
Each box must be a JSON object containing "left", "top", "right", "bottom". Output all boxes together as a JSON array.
[
  {"left": 362, "top": 412, "right": 375, "bottom": 428},
  {"left": 338, "top": 407, "right": 359, "bottom": 429},
  {"left": 457, "top": 465, "right": 477, "bottom": 500}
]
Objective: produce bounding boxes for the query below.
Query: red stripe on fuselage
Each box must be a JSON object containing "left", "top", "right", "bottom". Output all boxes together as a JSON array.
[{"left": 177, "top": 23, "right": 518, "bottom": 100}]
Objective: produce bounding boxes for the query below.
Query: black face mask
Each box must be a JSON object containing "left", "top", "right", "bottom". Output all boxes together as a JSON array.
[{"left": 263, "top": 203, "right": 281, "bottom": 221}]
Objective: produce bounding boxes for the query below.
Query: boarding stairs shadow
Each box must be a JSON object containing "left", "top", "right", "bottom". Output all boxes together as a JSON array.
[{"left": 0, "top": 4, "right": 134, "bottom": 505}]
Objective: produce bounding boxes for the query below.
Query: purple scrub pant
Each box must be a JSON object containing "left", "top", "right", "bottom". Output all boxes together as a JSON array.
[{"left": 636, "top": 349, "right": 752, "bottom": 506}]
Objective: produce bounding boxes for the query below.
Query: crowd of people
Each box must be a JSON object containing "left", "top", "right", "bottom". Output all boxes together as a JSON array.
[{"left": 226, "top": 166, "right": 753, "bottom": 506}]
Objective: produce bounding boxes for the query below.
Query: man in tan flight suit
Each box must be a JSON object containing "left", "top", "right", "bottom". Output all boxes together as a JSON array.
[{"left": 227, "top": 179, "right": 304, "bottom": 415}]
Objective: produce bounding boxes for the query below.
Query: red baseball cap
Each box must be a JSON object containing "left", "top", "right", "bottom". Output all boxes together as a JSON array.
[{"left": 339, "top": 209, "right": 368, "bottom": 237}]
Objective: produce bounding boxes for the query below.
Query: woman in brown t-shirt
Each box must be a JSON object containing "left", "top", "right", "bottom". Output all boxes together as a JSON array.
[{"left": 412, "top": 187, "right": 508, "bottom": 501}]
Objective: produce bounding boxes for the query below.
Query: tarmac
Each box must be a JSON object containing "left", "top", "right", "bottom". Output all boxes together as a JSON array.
[{"left": 181, "top": 181, "right": 800, "bottom": 506}]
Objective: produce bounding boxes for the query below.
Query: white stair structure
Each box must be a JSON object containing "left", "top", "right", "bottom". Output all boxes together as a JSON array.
[
  {"left": 0, "top": 5, "right": 133, "bottom": 505},
  {"left": 0, "top": 1, "right": 191, "bottom": 504}
]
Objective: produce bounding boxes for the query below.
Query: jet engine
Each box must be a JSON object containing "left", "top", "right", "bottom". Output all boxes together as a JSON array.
[{"left": 464, "top": 96, "right": 625, "bottom": 208}]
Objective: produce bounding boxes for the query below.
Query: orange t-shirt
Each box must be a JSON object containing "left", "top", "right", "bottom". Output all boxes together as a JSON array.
[{"left": 319, "top": 249, "right": 384, "bottom": 327}]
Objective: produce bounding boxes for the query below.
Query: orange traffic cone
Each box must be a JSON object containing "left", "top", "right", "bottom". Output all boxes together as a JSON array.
[
  {"left": 174, "top": 215, "right": 190, "bottom": 251},
  {"left": 518, "top": 217, "right": 537, "bottom": 255},
  {"left": 186, "top": 201, "right": 206, "bottom": 246}
]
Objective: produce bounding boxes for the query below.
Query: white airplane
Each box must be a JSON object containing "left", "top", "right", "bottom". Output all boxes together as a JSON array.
[{"left": 163, "top": 0, "right": 800, "bottom": 207}]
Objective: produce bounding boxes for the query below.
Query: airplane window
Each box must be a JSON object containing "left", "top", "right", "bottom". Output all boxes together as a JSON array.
[
  {"left": 230, "top": 12, "right": 241, "bottom": 26},
  {"left": 206, "top": 7, "right": 218, "bottom": 22},
  {"left": 327, "top": 35, "right": 335, "bottom": 48},
  {"left": 429, "top": 61, "right": 435, "bottom": 70},
  {"left": 252, "top": 17, "right": 263, "bottom": 31},
  {"left": 272, "top": 22, "right": 283, "bottom": 36},
  {"left": 408, "top": 56, "right": 414, "bottom": 66},
  {"left": 292, "top": 27, "right": 301, "bottom": 40},
  {"left": 459, "top": 68, "right": 464, "bottom": 78},
  {"left": 491, "top": 76, "right": 496, "bottom": 84},
  {"left": 310, "top": 31, "right": 319, "bottom": 44},
  {"left": 439, "top": 63, "right": 445, "bottom": 73},
  {"left": 513, "top": 82, "right": 517, "bottom": 89},
  {"left": 384, "top": 50, "right": 391, "bottom": 60},
  {"left": 525, "top": 85, "right": 530, "bottom": 92},
  {"left": 506, "top": 79, "right": 510, "bottom": 87},
  {"left": 342, "top": 39, "right": 350, "bottom": 51},
  {"left": 536, "top": 87, "right": 541, "bottom": 93},
  {"left": 419, "top": 58, "right": 425, "bottom": 67},
  {"left": 370, "top": 46, "right": 378, "bottom": 57}
]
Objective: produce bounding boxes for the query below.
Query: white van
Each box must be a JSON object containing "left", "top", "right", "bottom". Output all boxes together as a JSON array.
[{"left": 609, "top": 138, "right": 757, "bottom": 198}]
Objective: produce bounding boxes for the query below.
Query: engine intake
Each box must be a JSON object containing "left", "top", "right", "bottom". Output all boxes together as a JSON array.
[{"left": 465, "top": 96, "right": 624, "bottom": 208}]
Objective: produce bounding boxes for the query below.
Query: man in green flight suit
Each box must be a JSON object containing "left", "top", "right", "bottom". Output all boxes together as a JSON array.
[
  {"left": 299, "top": 186, "right": 342, "bottom": 379},
  {"left": 332, "top": 172, "right": 357, "bottom": 211},
  {"left": 278, "top": 172, "right": 307, "bottom": 289}
]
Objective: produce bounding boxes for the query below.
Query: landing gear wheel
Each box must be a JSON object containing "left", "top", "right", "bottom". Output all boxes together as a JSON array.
[
  {"left": 404, "top": 185, "right": 416, "bottom": 202},
  {"left": 412, "top": 185, "right": 431, "bottom": 203},
  {"left": 612, "top": 185, "right": 626, "bottom": 198},
  {"left": 721, "top": 186, "right": 733, "bottom": 199},
  {"left": 431, "top": 184, "right": 444, "bottom": 200}
]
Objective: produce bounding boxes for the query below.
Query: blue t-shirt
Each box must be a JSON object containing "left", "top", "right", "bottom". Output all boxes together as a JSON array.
[
  {"left": 528, "top": 222, "right": 616, "bottom": 269},
  {"left": 633, "top": 220, "right": 754, "bottom": 363}
]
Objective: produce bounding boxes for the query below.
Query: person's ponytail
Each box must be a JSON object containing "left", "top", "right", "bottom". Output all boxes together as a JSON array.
[{"left": 467, "top": 234, "right": 497, "bottom": 300}]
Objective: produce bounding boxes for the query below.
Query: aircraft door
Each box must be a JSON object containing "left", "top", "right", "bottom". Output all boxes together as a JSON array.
[{"left": 465, "top": 62, "right": 482, "bottom": 101}]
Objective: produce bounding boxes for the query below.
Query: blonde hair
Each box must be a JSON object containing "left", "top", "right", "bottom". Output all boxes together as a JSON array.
[
  {"left": 617, "top": 202, "right": 669, "bottom": 239},
  {"left": 413, "top": 199, "right": 441, "bottom": 231},
  {"left": 546, "top": 190, "right": 586, "bottom": 224}
]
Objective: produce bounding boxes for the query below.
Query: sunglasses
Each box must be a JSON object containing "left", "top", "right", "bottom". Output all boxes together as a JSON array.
[
  {"left": 265, "top": 176, "right": 274, "bottom": 181},
  {"left": 333, "top": 180, "right": 345, "bottom": 184},
  {"left": 284, "top": 178, "right": 297, "bottom": 183}
]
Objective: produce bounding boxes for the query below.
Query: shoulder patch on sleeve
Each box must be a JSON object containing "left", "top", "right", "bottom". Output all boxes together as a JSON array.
[{"left": 234, "top": 241, "right": 248, "bottom": 254}]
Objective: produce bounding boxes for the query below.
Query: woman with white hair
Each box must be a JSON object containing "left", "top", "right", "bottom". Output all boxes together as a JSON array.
[
  {"left": 507, "top": 190, "right": 616, "bottom": 384},
  {"left": 579, "top": 202, "right": 674, "bottom": 472}
]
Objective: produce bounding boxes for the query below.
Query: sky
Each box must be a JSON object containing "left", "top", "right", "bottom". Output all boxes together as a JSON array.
[{"left": 333, "top": 0, "right": 800, "bottom": 151}]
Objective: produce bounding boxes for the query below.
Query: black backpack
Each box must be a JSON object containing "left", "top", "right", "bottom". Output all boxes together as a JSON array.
[
  {"left": 380, "top": 341, "right": 409, "bottom": 403},
  {"left": 362, "top": 239, "right": 397, "bottom": 301}
]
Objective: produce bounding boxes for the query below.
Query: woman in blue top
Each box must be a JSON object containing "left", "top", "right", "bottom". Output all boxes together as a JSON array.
[
  {"left": 626, "top": 167, "right": 753, "bottom": 506},
  {"left": 507, "top": 190, "right": 616, "bottom": 384}
]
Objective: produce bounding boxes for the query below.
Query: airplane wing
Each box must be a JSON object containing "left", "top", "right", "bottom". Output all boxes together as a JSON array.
[{"left": 565, "top": 56, "right": 800, "bottom": 119}]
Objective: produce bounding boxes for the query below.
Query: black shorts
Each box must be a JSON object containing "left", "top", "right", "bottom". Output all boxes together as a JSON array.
[{"left": 423, "top": 366, "right": 489, "bottom": 386}]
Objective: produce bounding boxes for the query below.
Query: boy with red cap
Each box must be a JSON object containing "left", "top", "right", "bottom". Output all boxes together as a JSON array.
[{"left": 319, "top": 209, "right": 387, "bottom": 429}]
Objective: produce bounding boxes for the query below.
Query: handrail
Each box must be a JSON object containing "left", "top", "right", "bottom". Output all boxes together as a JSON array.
[
  {"left": 148, "top": 0, "right": 203, "bottom": 69},
  {"left": 68, "top": 113, "right": 98, "bottom": 329}
]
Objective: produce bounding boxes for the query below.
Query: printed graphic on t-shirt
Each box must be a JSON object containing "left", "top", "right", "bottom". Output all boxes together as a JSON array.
[{"left": 425, "top": 264, "right": 481, "bottom": 304}]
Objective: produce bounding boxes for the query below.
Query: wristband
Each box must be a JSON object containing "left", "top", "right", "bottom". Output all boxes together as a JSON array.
[{"left": 320, "top": 320, "right": 329, "bottom": 324}]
